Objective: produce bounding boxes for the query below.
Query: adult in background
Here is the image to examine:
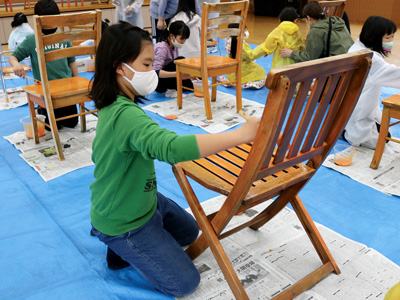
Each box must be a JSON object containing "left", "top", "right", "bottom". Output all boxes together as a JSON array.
[
  {"left": 113, "top": 0, "right": 144, "bottom": 28},
  {"left": 280, "top": 1, "right": 353, "bottom": 62},
  {"left": 150, "top": 0, "right": 201, "bottom": 43}
]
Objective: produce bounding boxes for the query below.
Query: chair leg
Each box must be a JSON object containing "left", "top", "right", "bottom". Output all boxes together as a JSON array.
[
  {"left": 28, "top": 99, "right": 39, "bottom": 144},
  {"left": 176, "top": 67, "right": 183, "bottom": 109},
  {"left": 235, "top": 74, "right": 242, "bottom": 112},
  {"left": 203, "top": 78, "right": 213, "bottom": 119},
  {"left": 48, "top": 108, "right": 65, "bottom": 160},
  {"left": 370, "top": 106, "right": 390, "bottom": 169},
  {"left": 1, "top": 73, "right": 9, "bottom": 103},
  {"left": 291, "top": 195, "right": 340, "bottom": 274},
  {"left": 211, "top": 77, "right": 217, "bottom": 102},
  {"left": 172, "top": 164, "right": 249, "bottom": 299},
  {"left": 79, "top": 103, "right": 86, "bottom": 132}
]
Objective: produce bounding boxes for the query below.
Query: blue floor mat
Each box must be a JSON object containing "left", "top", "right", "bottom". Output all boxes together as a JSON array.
[{"left": 1, "top": 46, "right": 400, "bottom": 299}]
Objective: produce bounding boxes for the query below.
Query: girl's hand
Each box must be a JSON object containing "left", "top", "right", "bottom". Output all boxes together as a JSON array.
[
  {"left": 13, "top": 63, "right": 26, "bottom": 78},
  {"left": 157, "top": 19, "right": 164, "bottom": 30},
  {"left": 263, "top": 52, "right": 268, "bottom": 57},
  {"left": 281, "top": 49, "right": 293, "bottom": 58},
  {"left": 238, "top": 116, "right": 260, "bottom": 144}
]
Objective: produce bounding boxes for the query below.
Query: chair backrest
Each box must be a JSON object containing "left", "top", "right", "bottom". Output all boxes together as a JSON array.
[
  {"left": 33, "top": 10, "right": 102, "bottom": 86},
  {"left": 233, "top": 50, "right": 372, "bottom": 196},
  {"left": 200, "top": 0, "right": 249, "bottom": 65},
  {"left": 319, "top": 0, "right": 346, "bottom": 18}
]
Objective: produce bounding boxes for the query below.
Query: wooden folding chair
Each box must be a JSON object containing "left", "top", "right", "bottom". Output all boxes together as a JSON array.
[
  {"left": 319, "top": 0, "right": 346, "bottom": 18},
  {"left": 370, "top": 94, "right": 400, "bottom": 169},
  {"left": 23, "top": 10, "right": 101, "bottom": 160},
  {"left": 173, "top": 50, "right": 372, "bottom": 300},
  {"left": 175, "top": 0, "right": 249, "bottom": 120}
]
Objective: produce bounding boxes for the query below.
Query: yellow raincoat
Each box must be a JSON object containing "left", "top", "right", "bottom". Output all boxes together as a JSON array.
[
  {"left": 260, "top": 21, "right": 305, "bottom": 69},
  {"left": 225, "top": 39, "right": 266, "bottom": 87}
]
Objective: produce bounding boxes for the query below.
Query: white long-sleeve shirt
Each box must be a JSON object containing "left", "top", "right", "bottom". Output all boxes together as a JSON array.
[{"left": 344, "top": 39, "right": 400, "bottom": 149}]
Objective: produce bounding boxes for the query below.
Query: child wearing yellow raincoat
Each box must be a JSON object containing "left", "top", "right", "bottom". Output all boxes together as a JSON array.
[
  {"left": 221, "top": 24, "right": 266, "bottom": 89},
  {"left": 260, "top": 7, "right": 305, "bottom": 69}
]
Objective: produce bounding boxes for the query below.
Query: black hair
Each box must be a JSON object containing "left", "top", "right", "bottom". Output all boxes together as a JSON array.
[
  {"left": 89, "top": 22, "right": 153, "bottom": 109},
  {"left": 360, "top": 16, "right": 397, "bottom": 57},
  {"left": 228, "top": 23, "right": 239, "bottom": 59},
  {"left": 34, "top": 0, "right": 60, "bottom": 35},
  {"left": 172, "top": 0, "right": 197, "bottom": 22},
  {"left": 101, "top": 18, "right": 110, "bottom": 34},
  {"left": 302, "top": 1, "right": 324, "bottom": 19},
  {"left": 158, "top": 20, "right": 190, "bottom": 43},
  {"left": 11, "top": 12, "right": 28, "bottom": 28},
  {"left": 279, "top": 7, "right": 299, "bottom": 22}
]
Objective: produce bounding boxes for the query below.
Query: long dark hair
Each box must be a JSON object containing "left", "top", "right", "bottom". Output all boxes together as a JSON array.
[
  {"left": 172, "top": 0, "right": 197, "bottom": 21},
  {"left": 228, "top": 23, "right": 239, "bottom": 59},
  {"left": 302, "top": 1, "right": 324, "bottom": 19},
  {"left": 11, "top": 12, "right": 28, "bottom": 28},
  {"left": 360, "top": 16, "right": 397, "bottom": 57},
  {"left": 89, "top": 22, "right": 152, "bottom": 109},
  {"left": 159, "top": 20, "right": 190, "bottom": 43}
]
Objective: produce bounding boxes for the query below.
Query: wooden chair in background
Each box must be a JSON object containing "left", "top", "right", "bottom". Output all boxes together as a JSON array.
[
  {"left": 175, "top": 0, "right": 249, "bottom": 120},
  {"left": 370, "top": 94, "right": 400, "bottom": 169},
  {"left": 23, "top": 10, "right": 101, "bottom": 160},
  {"left": 173, "top": 50, "right": 372, "bottom": 300},
  {"left": 319, "top": 0, "right": 346, "bottom": 18}
]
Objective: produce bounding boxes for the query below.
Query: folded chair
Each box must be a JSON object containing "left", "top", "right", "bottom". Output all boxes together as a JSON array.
[
  {"left": 319, "top": 0, "right": 346, "bottom": 18},
  {"left": 370, "top": 94, "right": 400, "bottom": 169},
  {"left": 23, "top": 10, "right": 101, "bottom": 160},
  {"left": 175, "top": 0, "right": 249, "bottom": 120},
  {"left": 173, "top": 50, "right": 372, "bottom": 300}
]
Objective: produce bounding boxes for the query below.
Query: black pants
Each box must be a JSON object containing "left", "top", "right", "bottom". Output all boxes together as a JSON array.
[
  {"left": 152, "top": 17, "right": 171, "bottom": 43},
  {"left": 156, "top": 57, "right": 194, "bottom": 94},
  {"left": 38, "top": 105, "right": 79, "bottom": 130}
]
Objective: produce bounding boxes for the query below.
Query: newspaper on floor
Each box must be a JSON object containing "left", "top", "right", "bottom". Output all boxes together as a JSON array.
[
  {"left": 322, "top": 142, "right": 400, "bottom": 197},
  {"left": 3, "top": 115, "right": 98, "bottom": 181},
  {"left": 179, "top": 195, "right": 400, "bottom": 300},
  {"left": 0, "top": 87, "right": 28, "bottom": 110},
  {"left": 142, "top": 91, "right": 265, "bottom": 133}
]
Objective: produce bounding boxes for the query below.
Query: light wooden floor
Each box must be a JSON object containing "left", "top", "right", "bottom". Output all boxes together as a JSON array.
[{"left": 245, "top": 13, "right": 400, "bottom": 66}]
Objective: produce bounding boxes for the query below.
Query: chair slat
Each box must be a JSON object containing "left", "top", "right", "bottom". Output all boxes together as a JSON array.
[
  {"left": 42, "top": 31, "right": 96, "bottom": 46},
  {"left": 207, "top": 1, "right": 247, "bottom": 13},
  {"left": 208, "top": 15, "right": 243, "bottom": 28},
  {"left": 208, "top": 28, "right": 241, "bottom": 40},
  {"left": 207, "top": 154, "right": 242, "bottom": 177},
  {"left": 194, "top": 159, "right": 238, "bottom": 186},
  {"left": 217, "top": 151, "right": 246, "bottom": 168},
  {"left": 39, "top": 11, "right": 97, "bottom": 28},
  {"left": 45, "top": 46, "right": 96, "bottom": 62}
]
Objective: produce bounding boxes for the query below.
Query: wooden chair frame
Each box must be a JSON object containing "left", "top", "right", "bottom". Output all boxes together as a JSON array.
[
  {"left": 370, "top": 94, "right": 400, "bottom": 169},
  {"left": 175, "top": 0, "right": 249, "bottom": 120},
  {"left": 23, "top": 10, "right": 101, "bottom": 160},
  {"left": 173, "top": 50, "right": 373, "bottom": 300},
  {"left": 319, "top": 0, "right": 346, "bottom": 18}
]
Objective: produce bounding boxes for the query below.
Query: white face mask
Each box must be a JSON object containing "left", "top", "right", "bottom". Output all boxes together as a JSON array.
[
  {"left": 243, "top": 30, "right": 249, "bottom": 40},
  {"left": 172, "top": 36, "right": 184, "bottom": 49},
  {"left": 122, "top": 63, "right": 158, "bottom": 96}
]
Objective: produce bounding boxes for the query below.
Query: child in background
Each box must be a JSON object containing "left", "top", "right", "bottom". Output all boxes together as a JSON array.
[
  {"left": 9, "top": 0, "right": 79, "bottom": 129},
  {"left": 170, "top": 0, "right": 201, "bottom": 58},
  {"left": 260, "top": 7, "right": 305, "bottom": 69},
  {"left": 88, "top": 21, "right": 259, "bottom": 297},
  {"left": 220, "top": 24, "right": 266, "bottom": 89},
  {"left": 153, "top": 20, "right": 193, "bottom": 98},
  {"left": 113, "top": 0, "right": 144, "bottom": 28},
  {"left": 344, "top": 16, "right": 400, "bottom": 149},
  {"left": 8, "top": 13, "right": 34, "bottom": 66}
]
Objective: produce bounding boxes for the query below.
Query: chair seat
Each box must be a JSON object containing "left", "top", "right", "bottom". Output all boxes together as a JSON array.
[
  {"left": 175, "top": 55, "right": 238, "bottom": 70},
  {"left": 382, "top": 94, "right": 400, "bottom": 109},
  {"left": 2, "top": 65, "right": 31, "bottom": 74},
  {"left": 23, "top": 76, "right": 91, "bottom": 99},
  {"left": 178, "top": 144, "right": 315, "bottom": 206}
]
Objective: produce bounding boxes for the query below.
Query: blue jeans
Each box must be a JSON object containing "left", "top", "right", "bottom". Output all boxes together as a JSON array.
[{"left": 91, "top": 192, "right": 200, "bottom": 297}]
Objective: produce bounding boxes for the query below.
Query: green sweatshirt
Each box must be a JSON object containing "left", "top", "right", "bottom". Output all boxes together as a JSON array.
[
  {"left": 12, "top": 34, "right": 75, "bottom": 81},
  {"left": 90, "top": 95, "right": 200, "bottom": 236},
  {"left": 290, "top": 16, "right": 353, "bottom": 63}
]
